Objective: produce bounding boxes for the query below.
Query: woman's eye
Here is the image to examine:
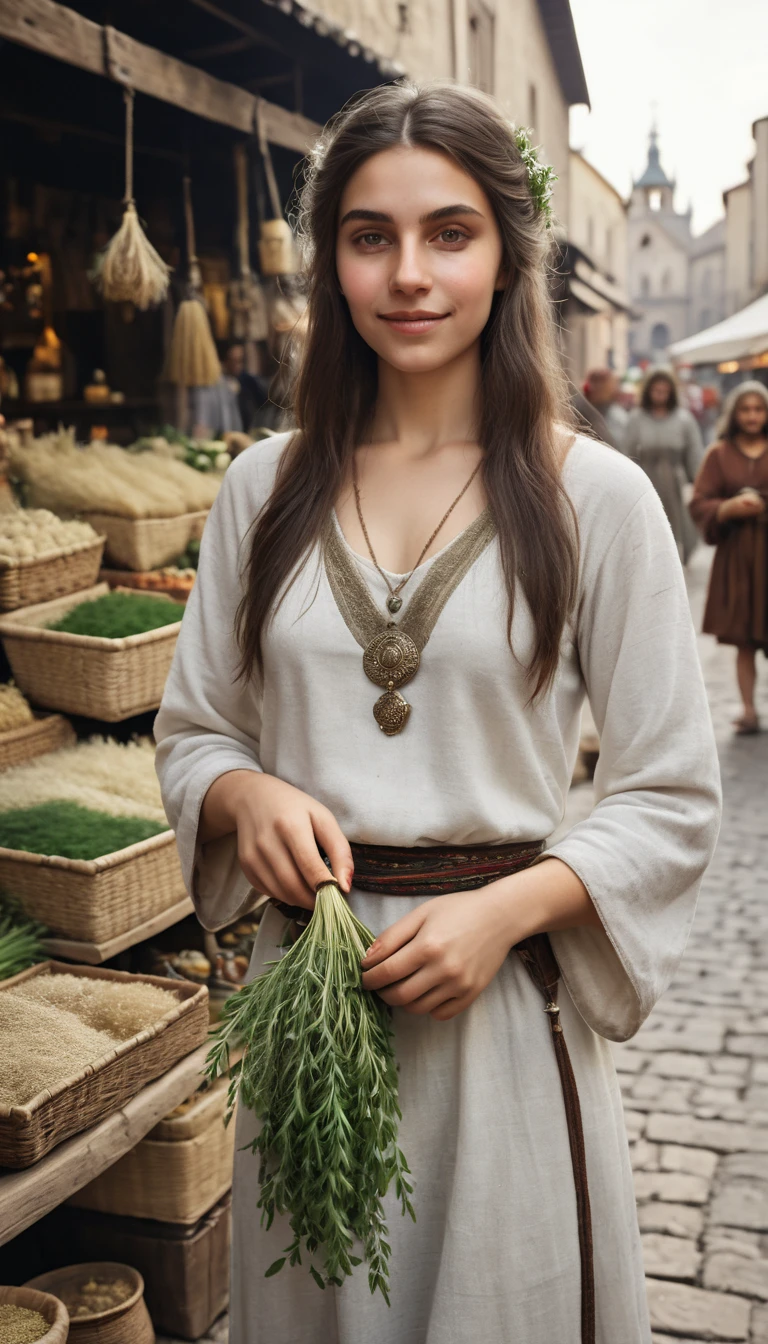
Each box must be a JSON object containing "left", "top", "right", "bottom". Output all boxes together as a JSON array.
[
  {"left": 355, "top": 232, "right": 387, "bottom": 248},
  {"left": 436, "top": 228, "right": 469, "bottom": 245}
]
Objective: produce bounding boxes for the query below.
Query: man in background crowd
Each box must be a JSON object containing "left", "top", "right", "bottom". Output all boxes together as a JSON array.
[{"left": 583, "top": 367, "right": 629, "bottom": 451}]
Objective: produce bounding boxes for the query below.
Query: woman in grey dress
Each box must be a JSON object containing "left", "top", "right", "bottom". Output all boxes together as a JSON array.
[{"left": 625, "top": 367, "right": 704, "bottom": 561}]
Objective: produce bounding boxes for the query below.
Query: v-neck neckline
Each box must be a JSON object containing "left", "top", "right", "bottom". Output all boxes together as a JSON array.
[
  {"left": 330, "top": 506, "right": 492, "bottom": 581},
  {"left": 731, "top": 440, "right": 768, "bottom": 464}
]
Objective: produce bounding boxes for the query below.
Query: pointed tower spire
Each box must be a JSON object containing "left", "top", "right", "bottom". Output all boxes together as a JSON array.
[{"left": 634, "top": 125, "right": 674, "bottom": 190}]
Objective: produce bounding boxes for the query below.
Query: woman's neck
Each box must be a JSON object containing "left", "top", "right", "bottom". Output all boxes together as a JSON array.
[
  {"left": 734, "top": 432, "right": 768, "bottom": 458},
  {"left": 369, "top": 343, "right": 481, "bottom": 457}
]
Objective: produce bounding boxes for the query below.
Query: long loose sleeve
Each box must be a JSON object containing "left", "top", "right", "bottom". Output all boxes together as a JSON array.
[
  {"left": 546, "top": 474, "right": 721, "bottom": 1040},
  {"left": 690, "top": 443, "right": 731, "bottom": 543},
  {"left": 682, "top": 409, "right": 705, "bottom": 481},
  {"left": 155, "top": 446, "right": 279, "bottom": 930}
]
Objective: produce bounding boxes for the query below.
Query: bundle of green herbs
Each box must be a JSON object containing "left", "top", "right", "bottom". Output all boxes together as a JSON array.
[
  {"left": 206, "top": 879, "right": 414, "bottom": 1302},
  {"left": 47, "top": 591, "right": 185, "bottom": 639}
]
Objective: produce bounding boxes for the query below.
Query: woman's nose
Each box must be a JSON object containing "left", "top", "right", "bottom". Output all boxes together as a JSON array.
[{"left": 390, "top": 239, "right": 431, "bottom": 294}]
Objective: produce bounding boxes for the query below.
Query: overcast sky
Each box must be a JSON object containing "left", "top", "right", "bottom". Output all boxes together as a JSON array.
[{"left": 568, "top": 0, "right": 768, "bottom": 236}]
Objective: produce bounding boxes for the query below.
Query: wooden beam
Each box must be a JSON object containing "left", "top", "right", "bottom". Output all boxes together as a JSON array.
[
  {"left": 0, "top": 0, "right": 320, "bottom": 154},
  {"left": 182, "top": 34, "right": 259, "bottom": 61},
  {"left": 184, "top": 0, "right": 285, "bottom": 57}
]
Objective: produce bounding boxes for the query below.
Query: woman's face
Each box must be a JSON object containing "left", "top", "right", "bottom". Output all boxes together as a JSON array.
[
  {"left": 734, "top": 392, "right": 768, "bottom": 436},
  {"left": 336, "top": 146, "right": 505, "bottom": 375},
  {"left": 648, "top": 376, "right": 673, "bottom": 409}
]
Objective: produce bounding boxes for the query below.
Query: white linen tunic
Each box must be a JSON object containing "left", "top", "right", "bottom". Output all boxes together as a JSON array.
[{"left": 155, "top": 431, "right": 721, "bottom": 1344}]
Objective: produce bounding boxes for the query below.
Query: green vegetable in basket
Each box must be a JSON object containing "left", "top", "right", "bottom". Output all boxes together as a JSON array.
[
  {"left": 0, "top": 906, "right": 46, "bottom": 981},
  {"left": 205, "top": 879, "right": 414, "bottom": 1303},
  {"left": 0, "top": 801, "right": 167, "bottom": 860},
  {"left": 47, "top": 591, "right": 185, "bottom": 639}
]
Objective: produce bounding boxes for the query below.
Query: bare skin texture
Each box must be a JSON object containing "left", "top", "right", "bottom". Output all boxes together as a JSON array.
[
  {"left": 714, "top": 391, "right": 768, "bottom": 731},
  {"left": 201, "top": 146, "right": 601, "bottom": 1023}
]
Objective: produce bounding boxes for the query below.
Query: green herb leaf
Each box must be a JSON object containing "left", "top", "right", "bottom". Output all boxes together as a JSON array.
[{"left": 264, "top": 1258, "right": 286, "bottom": 1278}]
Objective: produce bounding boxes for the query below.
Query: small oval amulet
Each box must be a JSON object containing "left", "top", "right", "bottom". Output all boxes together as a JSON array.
[{"left": 373, "top": 688, "right": 411, "bottom": 735}]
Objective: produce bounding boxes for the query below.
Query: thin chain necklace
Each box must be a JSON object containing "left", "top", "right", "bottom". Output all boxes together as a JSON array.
[{"left": 352, "top": 455, "right": 483, "bottom": 614}]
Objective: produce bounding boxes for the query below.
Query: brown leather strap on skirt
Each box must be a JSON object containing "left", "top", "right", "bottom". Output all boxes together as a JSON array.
[{"left": 347, "top": 839, "right": 596, "bottom": 1344}]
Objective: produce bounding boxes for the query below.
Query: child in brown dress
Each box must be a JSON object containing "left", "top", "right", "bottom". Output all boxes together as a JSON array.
[{"left": 690, "top": 380, "right": 768, "bottom": 733}]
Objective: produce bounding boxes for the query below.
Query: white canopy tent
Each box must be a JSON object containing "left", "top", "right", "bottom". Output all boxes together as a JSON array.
[{"left": 670, "top": 292, "right": 768, "bottom": 366}]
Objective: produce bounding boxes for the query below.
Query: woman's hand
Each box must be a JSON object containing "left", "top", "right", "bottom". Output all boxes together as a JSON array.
[
  {"left": 201, "top": 770, "right": 354, "bottom": 911},
  {"left": 718, "top": 491, "right": 764, "bottom": 521},
  {"left": 360, "top": 887, "right": 521, "bottom": 1021}
]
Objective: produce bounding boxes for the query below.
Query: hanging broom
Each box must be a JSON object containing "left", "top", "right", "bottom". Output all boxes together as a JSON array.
[
  {"left": 165, "top": 176, "right": 221, "bottom": 428},
  {"left": 256, "top": 102, "right": 298, "bottom": 277},
  {"left": 229, "top": 142, "right": 268, "bottom": 373},
  {"left": 97, "top": 88, "right": 171, "bottom": 309}
]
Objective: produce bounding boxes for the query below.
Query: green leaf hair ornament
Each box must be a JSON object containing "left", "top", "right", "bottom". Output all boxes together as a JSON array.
[{"left": 514, "top": 126, "right": 558, "bottom": 228}]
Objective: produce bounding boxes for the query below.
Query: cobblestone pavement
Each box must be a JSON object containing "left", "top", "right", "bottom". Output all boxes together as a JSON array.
[{"left": 159, "top": 549, "right": 768, "bottom": 1344}]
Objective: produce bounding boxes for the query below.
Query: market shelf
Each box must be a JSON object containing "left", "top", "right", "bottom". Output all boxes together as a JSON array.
[
  {"left": 41, "top": 895, "right": 195, "bottom": 965},
  {"left": 0, "top": 1043, "right": 208, "bottom": 1246}
]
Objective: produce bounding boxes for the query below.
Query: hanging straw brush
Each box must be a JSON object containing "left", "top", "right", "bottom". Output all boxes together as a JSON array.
[
  {"left": 165, "top": 175, "right": 221, "bottom": 391},
  {"left": 229, "top": 142, "right": 268, "bottom": 368},
  {"left": 98, "top": 88, "right": 171, "bottom": 309}
]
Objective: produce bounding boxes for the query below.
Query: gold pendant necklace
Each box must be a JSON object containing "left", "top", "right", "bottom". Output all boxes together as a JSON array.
[
  {"left": 323, "top": 508, "right": 497, "bottom": 735},
  {"left": 352, "top": 457, "right": 482, "bottom": 615}
]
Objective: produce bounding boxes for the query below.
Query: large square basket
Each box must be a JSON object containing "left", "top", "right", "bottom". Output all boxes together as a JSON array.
[
  {"left": 0, "top": 961, "right": 209, "bottom": 1169},
  {"left": 0, "top": 582, "right": 182, "bottom": 720},
  {"left": 0, "top": 828, "right": 186, "bottom": 944}
]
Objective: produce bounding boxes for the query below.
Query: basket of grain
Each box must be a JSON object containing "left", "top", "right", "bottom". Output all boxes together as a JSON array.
[
  {"left": 71, "top": 1078, "right": 234, "bottom": 1225},
  {"left": 0, "top": 584, "right": 182, "bottom": 721},
  {"left": 0, "top": 737, "right": 183, "bottom": 944},
  {"left": 0, "top": 1285, "right": 69, "bottom": 1343},
  {"left": 81, "top": 511, "right": 207, "bottom": 572},
  {"left": 26, "top": 1264, "right": 152, "bottom": 1344},
  {"left": 0, "top": 962, "right": 208, "bottom": 1169},
  {"left": 0, "top": 682, "right": 75, "bottom": 773},
  {"left": 0, "top": 510, "right": 105, "bottom": 613}
]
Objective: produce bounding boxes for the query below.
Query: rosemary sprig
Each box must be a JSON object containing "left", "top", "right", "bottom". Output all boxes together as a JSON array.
[
  {"left": 514, "top": 126, "right": 558, "bottom": 228},
  {"left": 206, "top": 880, "right": 414, "bottom": 1301}
]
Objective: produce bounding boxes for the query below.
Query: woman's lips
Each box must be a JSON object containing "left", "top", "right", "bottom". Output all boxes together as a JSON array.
[{"left": 378, "top": 312, "right": 449, "bottom": 335}]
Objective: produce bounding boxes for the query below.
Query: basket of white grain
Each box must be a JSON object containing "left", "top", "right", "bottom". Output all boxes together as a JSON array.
[
  {"left": 0, "top": 509, "right": 105, "bottom": 612},
  {"left": 0, "top": 962, "right": 208, "bottom": 1168},
  {"left": 0, "top": 738, "right": 185, "bottom": 945},
  {"left": 0, "top": 584, "right": 184, "bottom": 721},
  {"left": 7, "top": 428, "right": 220, "bottom": 572},
  {"left": 0, "top": 1284, "right": 70, "bottom": 1343}
]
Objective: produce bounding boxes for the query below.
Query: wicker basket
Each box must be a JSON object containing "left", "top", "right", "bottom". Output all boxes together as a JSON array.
[
  {"left": 0, "top": 712, "right": 75, "bottom": 772},
  {"left": 0, "top": 828, "right": 185, "bottom": 944},
  {"left": 0, "top": 1284, "right": 70, "bottom": 1342},
  {"left": 56, "top": 1195, "right": 231, "bottom": 1342},
  {"left": 0, "top": 583, "right": 182, "bottom": 720},
  {"left": 0, "top": 962, "right": 208, "bottom": 1169},
  {"left": 71, "top": 1079, "right": 234, "bottom": 1225},
  {"left": 79, "top": 511, "right": 208, "bottom": 572},
  {"left": 26, "top": 1263, "right": 153, "bottom": 1344},
  {"left": 0, "top": 535, "right": 106, "bottom": 612}
]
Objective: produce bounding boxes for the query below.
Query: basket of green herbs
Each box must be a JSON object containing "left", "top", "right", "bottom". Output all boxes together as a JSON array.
[
  {"left": 206, "top": 880, "right": 414, "bottom": 1303},
  {"left": 0, "top": 583, "right": 184, "bottom": 720}
]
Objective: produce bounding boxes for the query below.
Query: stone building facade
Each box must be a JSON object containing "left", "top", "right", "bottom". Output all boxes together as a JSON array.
[
  {"left": 563, "top": 149, "right": 630, "bottom": 380},
  {"left": 722, "top": 115, "right": 768, "bottom": 317}
]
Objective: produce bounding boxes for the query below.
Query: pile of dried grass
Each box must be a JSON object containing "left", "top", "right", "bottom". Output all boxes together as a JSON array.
[{"left": 0, "top": 737, "right": 166, "bottom": 823}]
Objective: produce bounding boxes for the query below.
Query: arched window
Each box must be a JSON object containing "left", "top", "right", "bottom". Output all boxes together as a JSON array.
[
  {"left": 651, "top": 322, "right": 670, "bottom": 350},
  {"left": 640, "top": 275, "right": 650, "bottom": 297},
  {"left": 640, "top": 234, "right": 652, "bottom": 248},
  {"left": 649, "top": 190, "right": 662, "bottom": 211}
]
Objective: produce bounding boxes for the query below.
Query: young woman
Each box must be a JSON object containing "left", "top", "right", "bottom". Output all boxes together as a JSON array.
[
  {"left": 690, "top": 380, "right": 768, "bottom": 734},
  {"left": 155, "top": 84, "right": 721, "bottom": 1344},
  {"left": 624, "top": 366, "right": 704, "bottom": 562}
]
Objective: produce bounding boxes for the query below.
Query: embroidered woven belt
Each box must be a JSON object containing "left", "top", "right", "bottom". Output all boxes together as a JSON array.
[{"left": 270, "top": 839, "right": 595, "bottom": 1343}]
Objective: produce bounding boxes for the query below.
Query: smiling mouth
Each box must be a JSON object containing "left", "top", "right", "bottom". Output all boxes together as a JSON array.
[{"left": 378, "top": 311, "right": 450, "bottom": 333}]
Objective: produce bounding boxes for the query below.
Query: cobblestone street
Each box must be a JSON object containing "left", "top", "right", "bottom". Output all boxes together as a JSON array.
[
  {"left": 160, "top": 550, "right": 768, "bottom": 1344},
  {"left": 612, "top": 547, "right": 768, "bottom": 1343}
]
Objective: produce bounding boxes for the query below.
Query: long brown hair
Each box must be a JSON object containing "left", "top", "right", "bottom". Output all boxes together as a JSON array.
[
  {"left": 640, "top": 366, "right": 679, "bottom": 412},
  {"left": 237, "top": 82, "right": 578, "bottom": 699},
  {"left": 717, "top": 379, "right": 768, "bottom": 441}
]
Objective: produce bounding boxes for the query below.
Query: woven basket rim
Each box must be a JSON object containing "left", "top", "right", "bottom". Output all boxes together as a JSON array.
[
  {"left": 0, "top": 824, "right": 174, "bottom": 874},
  {"left": 0, "top": 534, "right": 106, "bottom": 572},
  {"left": 25, "top": 1262, "right": 144, "bottom": 1324},
  {"left": 79, "top": 508, "right": 211, "bottom": 525},
  {"left": 0, "top": 711, "right": 69, "bottom": 747},
  {"left": 0, "top": 581, "right": 183, "bottom": 650},
  {"left": 0, "top": 961, "right": 208, "bottom": 1119},
  {"left": 0, "top": 1283, "right": 70, "bottom": 1332}
]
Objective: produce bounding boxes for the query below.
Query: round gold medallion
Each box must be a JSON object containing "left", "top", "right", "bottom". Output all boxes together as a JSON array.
[
  {"left": 362, "top": 628, "right": 420, "bottom": 689},
  {"left": 373, "top": 688, "right": 411, "bottom": 735}
]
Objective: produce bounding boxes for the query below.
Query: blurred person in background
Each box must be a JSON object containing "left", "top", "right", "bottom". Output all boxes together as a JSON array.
[
  {"left": 583, "top": 367, "right": 628, "bottom": 451},
  {"left": 625, "top": 367, "right": 704, "bottom": 562},
  {"left": 222, "top": 341, "right": 270, "bottom": 434},
  {"left": 690, "top": 381, "right": 768, "bottom": 734}
]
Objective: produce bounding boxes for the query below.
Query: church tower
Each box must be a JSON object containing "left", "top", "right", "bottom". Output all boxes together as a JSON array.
[{"left": 628, "top": 128, "right": 693, "bottom": 362}]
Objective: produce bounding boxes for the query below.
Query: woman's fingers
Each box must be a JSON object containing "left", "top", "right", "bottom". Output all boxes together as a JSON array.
[
  {"left": 360, "top": 905, "right": 427, "bottom": 969},
  {"left": 311, "top": 806, "right": 355, "bottom": 892},
  {"left": 362, "top": 938, "right": 430, "bottom": 991},
  {"left": 375, "top": 966, "right": 442, "bottom": 1007},
  {"left": 288, "top": 812, "right": 342, "bottom": 893},
  {"left": 431, "top": 993, "right": 473, "bottom": 1022}
]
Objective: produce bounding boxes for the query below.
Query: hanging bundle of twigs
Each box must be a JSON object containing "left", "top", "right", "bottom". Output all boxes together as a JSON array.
[
  {"left": 97, "top": 89, "right": 171, "bottom": 309},
  {"left": 165, "top": 176, "right": 221, "bottom": 389}
]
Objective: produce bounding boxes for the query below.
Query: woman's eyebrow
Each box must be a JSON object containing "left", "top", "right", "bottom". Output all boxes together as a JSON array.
[{"left": 339, "top": 203, "right": 484, "bottom": 227}]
